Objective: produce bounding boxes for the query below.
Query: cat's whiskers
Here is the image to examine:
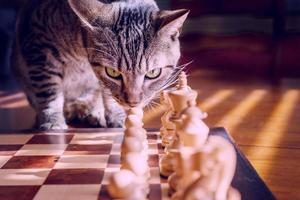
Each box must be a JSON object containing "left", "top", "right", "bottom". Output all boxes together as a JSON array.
[
  {"left": 145, "top": 100, "right": 160, "bottom": 112},
  {"left": 158, "top": 61, "right": 193, "bottom": 92}
]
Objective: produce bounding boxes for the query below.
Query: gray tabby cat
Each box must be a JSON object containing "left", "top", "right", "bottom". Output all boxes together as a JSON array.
[{"left": 12, "top": 0, "right": 189, "bottom": 129}]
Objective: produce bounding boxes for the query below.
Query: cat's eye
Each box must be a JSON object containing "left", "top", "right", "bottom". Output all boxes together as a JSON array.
[
  {"left": 105, "top": 67, "right": 122, "bottom": 79},
  {"left": 145, "top": 68, "right": 162, "bottom": 79}
]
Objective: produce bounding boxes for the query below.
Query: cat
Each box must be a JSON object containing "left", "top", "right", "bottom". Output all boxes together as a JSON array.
[{"left": 11, "top": 0, "right": 189, "bottom": 130}]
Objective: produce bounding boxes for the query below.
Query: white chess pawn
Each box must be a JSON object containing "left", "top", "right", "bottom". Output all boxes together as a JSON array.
[
  {"left": 108, "top": 169, "right": 136, "bottom": 199},
  {"left": 125, "top": 114, "right": 144, "bottom": 128},
  {"left": 121, "top": 136, "right": 143, "bottom": 157},
  {"left": 122, "top": 152, "right": 150, "bottom": 196},
  {"left": 124, "top": 127, "right": 147, "bottom": 142},
  {"left": 108, "top": 169, "right": 149, "bottom": 200},
  {"left": 122, "top": 152, "right": 149, "bottom": 176},
  {"left": 124, "top": 127, "right": 148, "bottom": 157},
  {"left": 127, "top": 107, "right": 144, "bottom": 119}
]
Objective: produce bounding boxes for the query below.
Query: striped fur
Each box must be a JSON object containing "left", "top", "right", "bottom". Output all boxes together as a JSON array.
[{"left": 12, "top": 0, "right": 189, "bottom": 129}]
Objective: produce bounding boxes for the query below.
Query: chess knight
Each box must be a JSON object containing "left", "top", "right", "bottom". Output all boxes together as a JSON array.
[{"left": 172, "top": 136, "right": 241, "bottom": 200}]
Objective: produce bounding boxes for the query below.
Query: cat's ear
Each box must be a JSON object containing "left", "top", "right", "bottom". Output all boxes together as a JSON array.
[
  {"left": 68, "top": 0, "right": 115, "bottom": 30},
  {"left": 156, "top": 9, "right": 190, "bottom": 37}
]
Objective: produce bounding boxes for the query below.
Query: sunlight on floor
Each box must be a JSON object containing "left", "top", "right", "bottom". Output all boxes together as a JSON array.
[
  {"left": 216, "top": 90, "right": 267, "bottom": 133},
  {"left": 0, "top": 92, "right": 28, "bottom": 108},
  {"left": 198, "top": 89, "right": 234, "bottom": 112},
  {"left": 247, "top": 89, "right": 299, "bottom": 174},
  {"left": 0, "top": 92, "right": 24, "bottom": 103}
]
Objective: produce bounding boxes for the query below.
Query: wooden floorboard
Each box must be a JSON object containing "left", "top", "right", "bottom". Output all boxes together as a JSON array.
[{"left": 0, "top": 70, "right": 300, "bottom": 199}]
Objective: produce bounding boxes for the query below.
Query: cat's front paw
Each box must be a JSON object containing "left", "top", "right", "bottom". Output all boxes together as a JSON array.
[
  {"left": 37, "top": 112, "right": 68, "bottom": 130},
  {"left": 39, "top": 122, "right": 68, "bottom": 130},
  {"left": 86, "top": 114, "right": 107, "bottom": 128},
  {"left": 105, "top": 115, "right": 124, "bottom": 128},
  {"left": 65, "top": 101, "right": 107, "bottom": 128}
]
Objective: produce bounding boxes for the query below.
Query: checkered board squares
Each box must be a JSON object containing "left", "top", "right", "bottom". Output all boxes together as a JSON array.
[{"left": 0, "top": 131, "right": 168, "bottom": 200}]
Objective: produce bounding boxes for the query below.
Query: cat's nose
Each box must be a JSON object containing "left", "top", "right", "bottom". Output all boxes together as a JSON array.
[{"left": 124, "top": 92, "right": 142, "bottom": 107}]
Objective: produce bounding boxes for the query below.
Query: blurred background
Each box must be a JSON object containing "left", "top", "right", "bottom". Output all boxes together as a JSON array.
[
  {"left": 0, "top": 1, "right": 300, "bottom": 199},
  {"left": 2, "top": 0, "right": 300, "bottom": 78},
  {"left": 170, "top": 0, "right": 300, "bottom": 78}
]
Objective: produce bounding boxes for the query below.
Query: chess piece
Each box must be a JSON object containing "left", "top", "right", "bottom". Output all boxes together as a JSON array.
[
  {"left": 127, "top": 107, "right": 144, "bottom": 119},
  {"left": 108, "top": 169, "right": 149, "bottom": 200},
  {"left": 125, "top": 114, "right": 144, "bottom": 128},
  {"left": 181, "top": 172, "right": 241, "bottom": 200},
  {"left": 227, "top": 187, "right": 242, "bottom": 200},
  {"left": 176, "top": 101, "right": 209, "bottom": 148},
  {"left": 122, "top": 152, "right": 149, "bottom": 176},
  {"left": 108, "top": 169, "right": 136, "bottom": 199},
  {"left": 161, "top": 73, "right": 200, "bottom": 191},
  {"left": 124, "top": 127, "right": 147, "bottom": 144},
  {"left": 121, "top": 136, "right": 143, "bottom": 156},
  {"left": 159, "top": 150, "right": 177, "bottom": 177},
  {"left": 159, "top": 135, "right": 181, "bottom": 178},
  {"left": 185, "top": 136, "right": 240, "bottom": 200},
  {"left": 159, "top": 116, "right": 183, "bottom": 179},
  {"left": 168, "top": 146, "right": 197, "bottom": 197},
  {"left": 124, "top": 127, "right": 148, "bottom": 158},
  {"left": 163, "top": 72, "right": 198, "bottom": 177},
  {"left": 122, "top": 152, "right": 150, "bottom": 196},
  {"left": 168, "top": 168, "right": 182, "bottom": 194},
  {"left": 160, "top": 91, "right": 176, "bottom": 147},
  {"left": 168, "top": 72, "right": 198, "bottom": 120},
  {"left": 124, "top": 126, "right": 148, "bottom": 140}
]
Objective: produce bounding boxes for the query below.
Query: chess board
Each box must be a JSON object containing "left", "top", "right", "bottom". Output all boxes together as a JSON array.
[{"left": 0, "top": 128, "right": 275, "bottom": 200}]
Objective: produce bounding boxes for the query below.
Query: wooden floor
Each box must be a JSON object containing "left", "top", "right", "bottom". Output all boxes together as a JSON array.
[{"left": 0, "top": 70, "right": 300, "bottom": 200}]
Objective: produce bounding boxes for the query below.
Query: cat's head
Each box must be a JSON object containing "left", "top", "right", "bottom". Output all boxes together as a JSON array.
[{"left": 69, "top": 0, "right": 189, "bottom": 108}]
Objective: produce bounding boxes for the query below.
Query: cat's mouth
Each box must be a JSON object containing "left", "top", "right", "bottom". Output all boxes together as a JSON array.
[
  {"left": 123, "top": 102, "right": 144, "bottom": 109},
  {"left": 113, "top": 97, "right": 144, "bottom": 109}
]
